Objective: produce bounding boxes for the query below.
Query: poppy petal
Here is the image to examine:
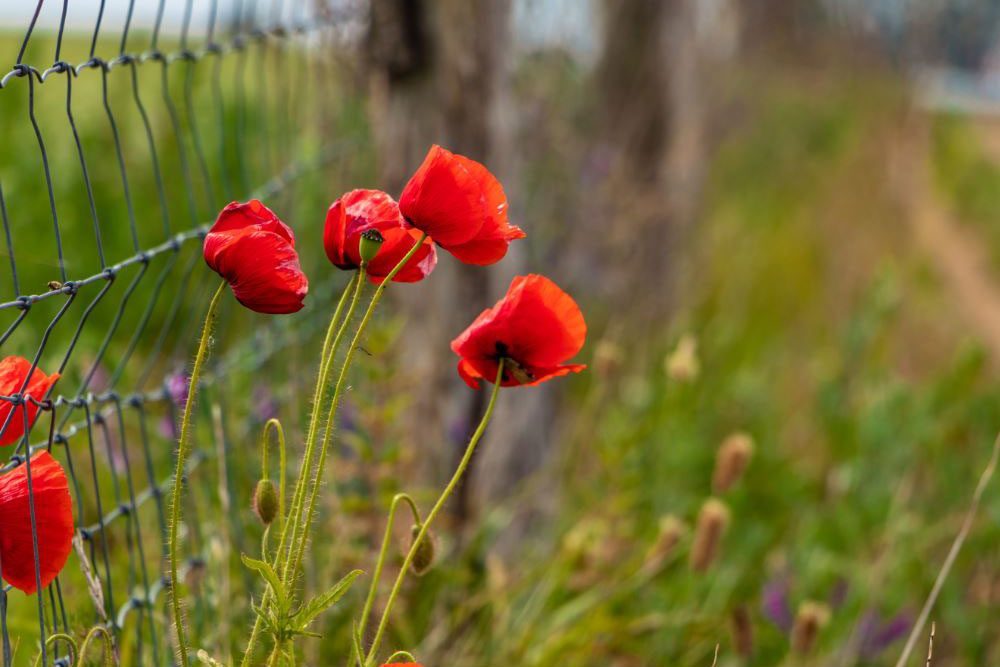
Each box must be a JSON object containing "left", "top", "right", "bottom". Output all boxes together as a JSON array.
[
  {"left": 211, "top": 230, "right": 308, "bottom": 314},
  {"left": 0, "top": 357, "right": 60, "bottom": 448},
  {"left": 324, "top": 190, "right": 437, "bottom": 284},
  {"left": 204, "top": 201, "right": 309, "bottom": 314},
  {"left": 209, "top": 200, "right": 295, "bottom": 245},
  {"left": 451, "top": 274, "right": 586, "bottom": 388},
  {"left": 501, "top": 275, "right": 586, "bottom": 366},
  {"left": 400, "top": 145, "right": 496, "bottom": 248},
  {"left": 0, "top": 451, "right": 74, "bottom": 594}
]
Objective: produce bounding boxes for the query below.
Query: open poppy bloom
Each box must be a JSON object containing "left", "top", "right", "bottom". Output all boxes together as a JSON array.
[
  {"left": 0, "top": 451, "right": 74, "bottom": 594},
  {"left": 399, "top": 145, "right": 525, "bottom": 265},
  {"left": 203, "top": 200, "right": 309, "bottom": 314},
  {"left": 0, "top": 356, "right": 60, "bottom": 447},
  {"left": 324, "top": 189, "right": 437, "bottom": 283},
  {"left": 452, "top": 274, "right": 587, "bottom": 388},
  {"left": 380, "top": 664, "right": 422, "bottom": 667}
]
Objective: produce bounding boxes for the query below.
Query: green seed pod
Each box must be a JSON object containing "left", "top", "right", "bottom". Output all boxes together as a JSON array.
[
  {"left": 359, "top": 229, "right": 385, "bottom": 264},
  {"left": 253, "top": 479, "right": 278, "bottom": 525},
  {"left": 409, "top": 524, "right": 436, "bottom": 576}
]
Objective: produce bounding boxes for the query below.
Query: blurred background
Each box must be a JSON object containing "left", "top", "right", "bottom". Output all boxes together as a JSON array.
[{"left": 0, "top": 0, "right": 999, "bottom": 665}]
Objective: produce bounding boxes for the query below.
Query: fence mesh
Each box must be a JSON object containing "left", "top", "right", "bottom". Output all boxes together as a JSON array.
[{"left": 0, "top": 1, "right": 359, "bottom": 663}]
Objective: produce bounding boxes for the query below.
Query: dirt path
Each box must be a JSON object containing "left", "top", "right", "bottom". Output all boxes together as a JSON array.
[{"left": 894, "top": 115, "right": 1000, "bottom": 364}]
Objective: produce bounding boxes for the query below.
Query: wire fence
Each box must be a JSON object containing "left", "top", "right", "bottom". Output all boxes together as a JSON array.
[{"left": 0, "top": 1, "right": 358, "bottom": 664}]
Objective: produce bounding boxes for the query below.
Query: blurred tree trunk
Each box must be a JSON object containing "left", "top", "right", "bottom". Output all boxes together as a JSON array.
[
  {"left": 368, "top": 0, "right": 536, "bottom": 529},
  {"left": 593, "top": 0, "right": 707, "bottom": 327}
]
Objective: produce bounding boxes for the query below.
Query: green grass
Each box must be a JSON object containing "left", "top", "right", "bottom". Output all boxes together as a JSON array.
[{"left": 1, "top": 28, "right": 999, "bottom": 667}]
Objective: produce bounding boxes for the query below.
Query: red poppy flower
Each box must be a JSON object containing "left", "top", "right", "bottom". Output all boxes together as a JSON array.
[
  {"left": 324, "top": 189, "right": 437, "bottom": 283},
  {"left": 380, "top": 664, "right": 422, "bottom": 667},
  {"left": 0, "top": 451, "right": 74, "bottom": 594},
  {"left": 399, "top": 145, "right": 525, "bottom": 265},
  {"left": 451, "top": 274, "right": 587, "bottom": 388},
  {"left": 203, "top": 200, "right": 309, "bottom": 314},
  {"left": 0, "top": 357, "right": 60, "bottom": 448}
]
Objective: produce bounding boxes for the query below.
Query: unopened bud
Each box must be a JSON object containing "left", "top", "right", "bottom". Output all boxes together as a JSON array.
[
  {"left": 253, "top": 479, "right": 278, "bottom": 525},
  {"left": 729, "top": 604, "right": 754, "bottom": 658},
  {"left": 359, "top": 229, "right": 385, "bottom": 264},
  {"left": 409, "top": 525, "right": 436, "bottom": 576},
  {"left": 642, "top": 515, "right": 686, "bottom": 574},
  {"left": 690, "top": 498, "right": 729, "bottom": 572},
  {"left": 713, "top": 432, "right": 754, "bottom": 493},
  {"left": 790, "top": 601, "right": 829, "bottom": 654},
  {"left": 666, "top": 334, "right": 700, "bottom": 382}
]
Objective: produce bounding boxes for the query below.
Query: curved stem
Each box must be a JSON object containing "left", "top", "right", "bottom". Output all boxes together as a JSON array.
[
  {"left": 280, "top": 268, "right": 366, "bottom": 584},
  {"left": 287, "top": 233, "right": 428, "bottom": 585},
  {"left": 33, "top": 634, "right": 77, "bottom": 667},
  {"left": 385, "top": 651, "right": 417, "bottom": 663},
  {"left": 364, "top": 361, "right": 505, "bottom": 665},
  {"left": 167, "top": 280, "right": 225, "bottom": 667},
  {"left": 242, "top": 273, "right": 360, "bottom": 667},
  {"left": 354, "top": 493, "right": 423, "bottom": 664},
  {"left": 78, "top": 626, "right": 115, "bottom": 667},
  {"left": 277, "top": 271, "right": 359, "bottom": 566}
]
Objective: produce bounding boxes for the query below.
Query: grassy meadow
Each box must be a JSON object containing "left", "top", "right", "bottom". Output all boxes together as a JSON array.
[{"left": 0, "top": 19, "right": 998, "bottom": 667}]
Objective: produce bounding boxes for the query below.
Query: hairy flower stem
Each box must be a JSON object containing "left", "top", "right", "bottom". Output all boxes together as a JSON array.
[
  {"left": 279, "top": 268, "right": 366, "bottom": 583},
  {"left": 285, "top": 233, "right": 429, "bottom": 585},
  {"left": 354, "top": 494, "right": 422, "bottom": 662},
  {"left": 241, "top": 273, "right": 361, "bottom": 667},
  {"left": 167, "top": 280, "right": 226, "bottom": 667},
  {"left": 278, "top": 271, "right": 360, "bottom": 561},
  {"left": 364, "top": 361, "right": 505, "bottom": 665}
]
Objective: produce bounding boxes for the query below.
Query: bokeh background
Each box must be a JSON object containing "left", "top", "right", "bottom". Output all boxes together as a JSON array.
[{"left": 0, "top": 1, "right": 999, "bottom": 665}]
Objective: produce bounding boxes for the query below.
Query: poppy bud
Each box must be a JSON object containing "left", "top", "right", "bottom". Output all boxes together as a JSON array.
[
  {"left": 791, "top": 601, "right": 830, "bottom": 654},
  {"left": 730, "top": 604, "right": 754, "bottom": 658},
  {"left": 712, "top": 432, "right": 754, "bottom": 494},
  {"left": 253, "top": 479, "right": 278, "bottom": 525},
  {"left": 359, "top": 228, "right": 385, "bottom": 265},
  {"left": 409, "top": 525, "right": 435, "bottom": 576},
  {"left": 690, "top": 498, "right": 729, "bottom": 573}
]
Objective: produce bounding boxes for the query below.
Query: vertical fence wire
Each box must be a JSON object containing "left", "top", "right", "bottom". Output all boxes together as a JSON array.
[{"left": 0, "top": 1, "right": 356, "bottom": 663}]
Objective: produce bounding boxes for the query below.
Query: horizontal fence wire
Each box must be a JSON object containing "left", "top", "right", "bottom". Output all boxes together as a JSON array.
[{"left": 0, "top": 0, "right": 360, "bottom": 664}]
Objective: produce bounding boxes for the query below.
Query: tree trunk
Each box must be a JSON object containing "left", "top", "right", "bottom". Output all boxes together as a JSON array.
[{"left": 367, "top": 0, "right": 518, "bottom": 528}]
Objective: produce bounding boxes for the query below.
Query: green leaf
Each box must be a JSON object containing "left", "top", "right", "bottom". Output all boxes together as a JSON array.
[
  {"left": 241, "top": 553, "right": 287, "bottom": 607},
  {"left": 293, "top": 569, "right": 363, "bottom": 629}
]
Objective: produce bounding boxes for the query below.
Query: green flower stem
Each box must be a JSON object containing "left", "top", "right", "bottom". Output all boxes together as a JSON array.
[
  {"left": 286, "top": 233, "right": 429, "bottom": 585},
  {"left": 242, "top": 272, "right": 361, "bottom": 667},
  {"left": 78, "top": 626, "right": 114, "bottom": 667},
  {"left": 278, "top": 268, "right": 367, "bottom": 584},
  {"left": 351, "top": 494, "right": 422, "bottom": 667},
  {"left": 277, "top": 271, "right": 360, "bottom": 564},
  {"left": 167, "top": 280, "right": 226, "bottom": 667},
  {"left": 260, "top": 418, "right": 287, "bottom": 558},
  {"left": 385, "top": 651, "right": 418, "bottom": 663},
  {"left": 364, "top": 361, "right": 505, "bottom": 665}
]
